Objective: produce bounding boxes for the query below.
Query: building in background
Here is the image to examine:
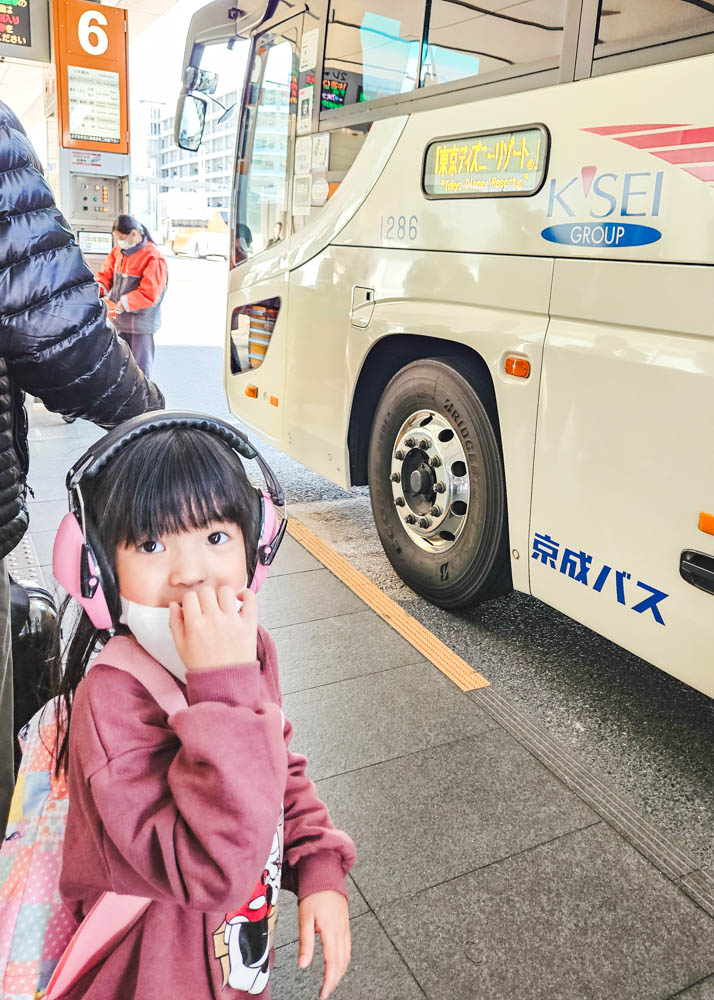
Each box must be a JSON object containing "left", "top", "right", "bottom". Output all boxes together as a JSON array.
[{"left": 157, "top": 88, "right": 239, "bottom": 214}]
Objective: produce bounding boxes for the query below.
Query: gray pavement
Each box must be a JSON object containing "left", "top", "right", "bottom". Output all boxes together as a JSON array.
[{"left": 21, "top": 399, "right": 714, "bottom": 1000}]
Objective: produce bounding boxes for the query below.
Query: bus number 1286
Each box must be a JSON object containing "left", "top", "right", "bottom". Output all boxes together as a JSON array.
[{"left": 380, "top": 215, "right": 419, "bottom": 242}]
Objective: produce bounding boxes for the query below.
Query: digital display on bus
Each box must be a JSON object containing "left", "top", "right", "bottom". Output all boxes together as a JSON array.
[
  {"left": 322, "top": 77, "right": 347, "bottom": 110},
  {"left": 423, "top": 125, "right": 548, "bottom": 198}
]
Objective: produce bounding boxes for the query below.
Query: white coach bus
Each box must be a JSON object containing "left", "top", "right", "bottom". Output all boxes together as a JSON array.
[{"left": 176, "top": 0, "right": 714, "bottom": 699}]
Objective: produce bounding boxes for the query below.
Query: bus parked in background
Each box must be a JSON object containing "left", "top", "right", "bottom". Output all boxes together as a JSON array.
[
  {"left": 176, "top": 0, "right": 714, "bottom": 700},
  {"left": 160, "top": 191, "right": 229, "bottom": 257},
  {"left": 171, "top": 209, "right": 229, "bottom": 258}
]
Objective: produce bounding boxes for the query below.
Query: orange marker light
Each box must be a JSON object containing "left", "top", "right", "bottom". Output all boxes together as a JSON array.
[
  {"left": 245, "top": 385, "right": 258, "bottom": 398},
  {"left": 269, "top": 395, "right": 279, "bottom": 407},
  {"left": 699, "top": 512, "right": 714, "bottom": 536},
  {"left": 505, "top": 357, "right": 531, "bottom": 378}
]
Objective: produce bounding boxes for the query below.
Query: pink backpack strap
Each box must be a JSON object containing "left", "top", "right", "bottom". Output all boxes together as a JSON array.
[
  {"left": 45, "top": 637, "right": 186, "bottom": 999},
  {"left": 93, "top": 635, "right": 187, "bottom": 716},
  {"left": 45, "top": 894, "right": 151, "bottom": 998}
]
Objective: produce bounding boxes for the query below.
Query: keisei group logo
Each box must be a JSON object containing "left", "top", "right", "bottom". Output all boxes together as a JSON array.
[{"left": 541, "top": 166, "right": 663, "bottom": 248}]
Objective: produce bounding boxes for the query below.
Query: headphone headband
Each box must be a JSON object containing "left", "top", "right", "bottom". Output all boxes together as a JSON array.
[{"left": 66, "top": 410, "right": 284, "bottom": 508}]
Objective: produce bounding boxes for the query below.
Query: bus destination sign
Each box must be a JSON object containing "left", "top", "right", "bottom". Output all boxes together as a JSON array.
[
  {"left": 0, "top": 0, "right": 31, "bottom": 47},
  {"left": 423, "top": 126, "right": 547, "bottom": 198}
]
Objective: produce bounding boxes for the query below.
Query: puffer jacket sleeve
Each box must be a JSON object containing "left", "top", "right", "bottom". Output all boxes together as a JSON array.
[{"left": 0, "top": 103, "right": 164, "bottom": 426}]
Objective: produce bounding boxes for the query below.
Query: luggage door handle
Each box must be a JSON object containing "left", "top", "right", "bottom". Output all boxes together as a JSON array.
[
  {"left": 350, "top": 286, "right": 375, "bottom": 328},
  {"left": 680, "top": 550, "right": 714, "bottom": 595}
]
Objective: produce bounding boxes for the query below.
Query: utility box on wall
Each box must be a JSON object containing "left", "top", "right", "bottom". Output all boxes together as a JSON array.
[{"left": 69, "top": 170, "right": 128, "bottom": 258}]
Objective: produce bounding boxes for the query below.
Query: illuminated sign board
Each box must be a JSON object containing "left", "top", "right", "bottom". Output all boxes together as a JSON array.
[
  {"left": 322, "top": 76, "right": 347, "bottom": 110},
  {"left": 78, "top": 230, "right": 113, "bottom": 255},
  {"left": 321, "top": 69, "right": 366, "bottom": 111},
  {"left": 423, "top": 125, "right": 549, "bottom": 199},
  {"left": 0, "top": 0, "right": 31, "bottom": 47}
]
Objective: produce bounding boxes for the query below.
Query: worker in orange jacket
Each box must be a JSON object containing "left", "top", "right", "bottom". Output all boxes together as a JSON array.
[{"left": 96, "top": 214, "right": 168, "bottom": 378}]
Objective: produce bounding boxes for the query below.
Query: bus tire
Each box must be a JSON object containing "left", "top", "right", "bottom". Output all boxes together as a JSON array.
[{"left": 368, "top": 357, "right": 512, "bottom": 609}]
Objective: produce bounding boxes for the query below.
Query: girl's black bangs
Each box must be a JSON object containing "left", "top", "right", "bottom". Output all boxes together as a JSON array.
[{"left": 92, "top": 429, "right": 259, "bottom": 550}]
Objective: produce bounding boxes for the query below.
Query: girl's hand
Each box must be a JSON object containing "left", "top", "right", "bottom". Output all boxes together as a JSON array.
[
  {"left": 298, "top": 890, "right": 351, "bottom": 1000},
  {"left": 169, "top": 586, "right": 257, "bottom": 671}
]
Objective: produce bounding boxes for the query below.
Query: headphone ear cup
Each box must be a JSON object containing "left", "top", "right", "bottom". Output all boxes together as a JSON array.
[
  {"left": 82, "top": 509, "right": 120, "bottom": 622},
  {"left": 250, "top": 491, "right": 281, "bottom": 593},
  {"left": 53, "top": 513, "right": 116, "bottom": 629}
]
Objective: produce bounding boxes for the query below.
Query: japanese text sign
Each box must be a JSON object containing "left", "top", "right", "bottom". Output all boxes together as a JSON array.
[
  {"left": 53, "top": 0, "right": 129, "bottom": 153},
  {"left": 423, "top": 125, "right": 548, "bottom": 198},
  {"left": 0, "top": 0, "right": 31, "bottom": 47}
]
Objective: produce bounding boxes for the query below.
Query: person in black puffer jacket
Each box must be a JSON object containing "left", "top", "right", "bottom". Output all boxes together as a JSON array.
[{"left": 0, "top": 100, "right": 165, "bottom": 835}]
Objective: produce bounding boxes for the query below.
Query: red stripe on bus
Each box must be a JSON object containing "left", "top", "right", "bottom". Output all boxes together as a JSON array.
[
  {"left": 616, "top": 127, "right": 714, "bottom": 148},
  {"left": 650, "top": 146, "right": 714, "bottom": 164},
  {"left": 682, "top": 164, "right": 714, "bottom": 181},
  {"left": 583, "top": 124, "right": 684, "bottom": 135}
]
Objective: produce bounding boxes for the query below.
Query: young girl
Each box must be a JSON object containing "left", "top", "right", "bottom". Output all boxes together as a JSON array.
[{"left": 52, "top": 413, "right": 355, "bottom": 1000}]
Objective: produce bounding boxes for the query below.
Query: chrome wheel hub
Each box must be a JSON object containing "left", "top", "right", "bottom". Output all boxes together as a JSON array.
[{"left": 390, "top": 409, "right": 470, "bottom": 552}]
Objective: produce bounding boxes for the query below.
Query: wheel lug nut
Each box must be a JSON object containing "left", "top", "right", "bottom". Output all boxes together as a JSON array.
[
  {"left": 435, "top": 482, "right": 446, "bottom": 493},
  {"left": 395, "top": 449, "right": 404, "bottom": 461},
  {"left": 419, "top": 439, "right": 429, "bottom": 450},
  {"left": 390, "top": 472, "right": 401, "bottom": 483},
  {"left": 419, "top": 516, "right": 432, "bottom": 529},
  {"left": 429, "top": 456, "right": 441, "bottom": 468},
  {"left": 395, "top": 497, "right": 405, "bottom": 507},
  {"left": 405, "top": 513, "right": 417, "bottom": 524},
  {"left": 404, "top": 437, "right": 415, "bottom": 448},
  {"left": 430, "top": 505, "right": 441, "bottom": 517}
]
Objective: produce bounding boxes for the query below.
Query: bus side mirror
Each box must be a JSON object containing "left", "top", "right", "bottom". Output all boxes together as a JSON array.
[
  {"left": 183, "top": 66, "right": 219, "bottom": 95},
  {"left": 175, "top": 93, "right": 207, "bottom": 151}
]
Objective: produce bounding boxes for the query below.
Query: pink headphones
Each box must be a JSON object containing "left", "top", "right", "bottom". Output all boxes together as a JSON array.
[{"left": 52, "top": 411, "right": 287, "bottom": 630}]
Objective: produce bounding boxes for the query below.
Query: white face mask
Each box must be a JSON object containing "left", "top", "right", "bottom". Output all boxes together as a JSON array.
[
  {"left": 119, "top": 587, "right": 247, "bottom": 684},
  {"left": 116, "top": 237, "right": 130, "bottom": 251},
  {"left": 120, "top": 598, "right": 188, "bottom": 682}
]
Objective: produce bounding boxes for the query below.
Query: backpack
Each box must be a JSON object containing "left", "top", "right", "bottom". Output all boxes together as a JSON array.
[{"left": 0, "top": 636, "right": 186, "bottom": 999}]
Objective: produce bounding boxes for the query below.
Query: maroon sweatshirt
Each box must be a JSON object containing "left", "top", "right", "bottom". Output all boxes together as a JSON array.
[{"left": 58, "top": 627, "right": 355, "bottom": 999}]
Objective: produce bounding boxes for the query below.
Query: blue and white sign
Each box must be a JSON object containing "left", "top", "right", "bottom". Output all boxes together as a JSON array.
[
  {"left": 541, "top": 166, "right": 664, "bottom": 247},
  {"left": 532, "top": 531, "right": 669, "bottom": 625}
]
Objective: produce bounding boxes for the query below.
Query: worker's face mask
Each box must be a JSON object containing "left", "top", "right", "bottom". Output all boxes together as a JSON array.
[{"left": 115, "top": 231, "right": 140, "bottom": 251}]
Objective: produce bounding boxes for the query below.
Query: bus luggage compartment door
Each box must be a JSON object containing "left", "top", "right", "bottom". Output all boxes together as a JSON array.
[{"left": 529, "top": 258, "right": 714, "bottom": 699}]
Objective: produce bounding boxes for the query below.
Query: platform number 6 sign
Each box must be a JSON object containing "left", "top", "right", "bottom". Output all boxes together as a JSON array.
[{"left": 78, "top": 9, "right": 109, "bottom": 55}]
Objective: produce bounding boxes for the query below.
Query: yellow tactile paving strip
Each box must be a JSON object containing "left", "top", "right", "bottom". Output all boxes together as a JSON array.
[{"left": 287, "top": 518, "right": 490, "bottom": 693}]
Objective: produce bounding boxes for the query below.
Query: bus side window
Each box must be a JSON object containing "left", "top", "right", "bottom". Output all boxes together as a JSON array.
[
  {"left": 322, "top": 2, "right": 425, "bottom": 110},
  {"left": 594, "top": 0, "right": 714, "bottom": 58},
  {"left": 291, "top": 123, "right": 372, "bottom": 235},
  {"left": 420, "top": 0, "right": 566, "bottom": 88}
]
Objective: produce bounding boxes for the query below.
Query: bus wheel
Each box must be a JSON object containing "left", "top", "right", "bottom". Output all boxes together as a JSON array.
[{"left": 368, "top": 358, "right": 512, "bottom": 609}]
